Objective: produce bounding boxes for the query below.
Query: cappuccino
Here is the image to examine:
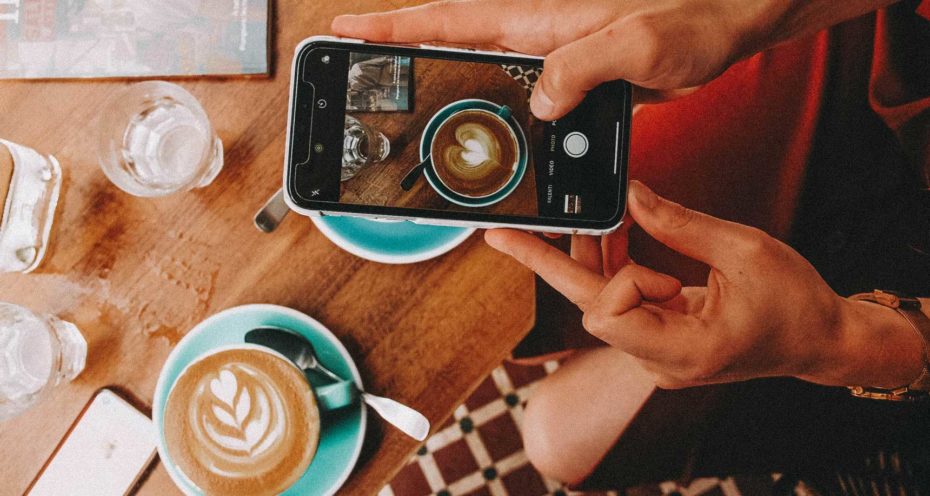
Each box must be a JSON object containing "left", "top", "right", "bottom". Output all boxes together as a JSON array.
[
  {"left": 430, "top": 109, "right": 518, "bottom": 198},
  {"left": 164, "top": 348, "right": 319, "bottom": 496}
]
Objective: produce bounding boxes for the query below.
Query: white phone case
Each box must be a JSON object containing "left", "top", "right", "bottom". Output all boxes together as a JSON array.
[
  {"left": 282, "top": 36, "right": 626, "bottom": 236},
  {"left": 26, "top": 389, "right": 157, "bottom": 496}
]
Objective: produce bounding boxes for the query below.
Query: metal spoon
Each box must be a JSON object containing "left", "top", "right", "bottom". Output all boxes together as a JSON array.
[
  {"left": 245, "top": 327, "right": 431, "bottom": 442},
  {"left": 254, "top": 189, "right": 290, "bottom": 233}
]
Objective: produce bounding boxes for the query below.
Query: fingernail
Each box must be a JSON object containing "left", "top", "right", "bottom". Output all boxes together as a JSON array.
[
  {"left": 531, "top": 86, "right": 555, "bottom": 118},
  {"left": 631, "top": 181, "right": 658, "bottom": 209}
]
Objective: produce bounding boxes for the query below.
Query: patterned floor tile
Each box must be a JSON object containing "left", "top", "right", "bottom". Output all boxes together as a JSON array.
[{"left": 382, "top": 360, "right": 774, "bottom": 496}]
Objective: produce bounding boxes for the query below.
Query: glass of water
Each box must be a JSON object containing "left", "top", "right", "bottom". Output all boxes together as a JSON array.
[
  {"left": 342, "top": 115, "right": 390, "bottom": 181},
  {"left": 0, "top": 302, "right": 87, "bottom": 421},
  {"left": 97, "top": 81, "right": 223, "bottom": 197}
]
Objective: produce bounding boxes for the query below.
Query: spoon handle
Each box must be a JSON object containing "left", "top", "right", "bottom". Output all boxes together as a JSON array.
[
  {"left": 400, "top": 157, "right": 430, "bottom": 191},
  {"left": 254, "top": 189, "right": 290, "bottom": 233},
  {"left": 312, "top": 362, "right": 344, "bottom": 384},
  {"left": 308, "top": 360, "right": 431, "bottom": 441},
  {"left": 361, "top": 391, "right": 431, "bottom": 442}
]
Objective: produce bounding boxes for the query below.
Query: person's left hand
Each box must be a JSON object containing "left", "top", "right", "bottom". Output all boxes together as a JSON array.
[{"left": 486, "top": 181, "right": 926, "bottom": 389}]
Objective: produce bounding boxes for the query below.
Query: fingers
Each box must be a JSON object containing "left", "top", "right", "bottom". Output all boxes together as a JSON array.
[
  {"left": 571, "top": 235, "right": 602, "bottom": 273},
  {"left": 602, "top": 221, "right": 632, "bottom": 277},
  {"left": 627, "top": 180, "right": 755, "bottom": 269},
  {"left": 578, "top": 259, "right": 696, "bottom": 369},
  {"left": 530, "top": 19, "right": 664, "bottom": 120},
  {"left": 584, "top": 305, "right": 696, "bottom": 360},
  {"left": 332, "top": 1, "right": 504, "bottom": 45},
  {"left": 591, "top": 264, "right": 682, "bottom": 318},
  {"left": 485, "top": 229, "right": 606, "bottom": 309}
]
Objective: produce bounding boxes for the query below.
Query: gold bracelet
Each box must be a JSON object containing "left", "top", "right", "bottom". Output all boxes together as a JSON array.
[{"left": 847, "top": 290, "right": 930, "bottom": 401}]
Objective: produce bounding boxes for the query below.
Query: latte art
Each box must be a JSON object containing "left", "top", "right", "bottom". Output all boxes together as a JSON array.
[
  {"left": 191, "top": 364, "right": 288, "bottom": 474},
  {"left": 431, "top": 109, "right": 519, "bottom": 198},
  {"left": 451, "top": 124, "right": 501, "bottom": 170},
  {"left": 459, "top": 138, "right": 492, "bottom": 167},
  {"left": 165, "top": 349, "right": 319, "bottom": 496}
]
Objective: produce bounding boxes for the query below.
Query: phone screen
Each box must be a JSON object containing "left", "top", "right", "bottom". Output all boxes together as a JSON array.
[{"left": 287, "top": 41, "right": 630, "bottom": 231}]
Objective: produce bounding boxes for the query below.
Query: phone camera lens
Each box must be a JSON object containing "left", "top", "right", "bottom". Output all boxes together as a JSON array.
[
  {"left": 314, "top": 143, "right": 324, "bottom": 153},
  {"left": 321, "top": 55, "right": 330, "bottom": 64}
]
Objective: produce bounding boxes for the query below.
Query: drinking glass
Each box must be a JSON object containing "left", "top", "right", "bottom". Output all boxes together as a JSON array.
[
  {"left": 97, "top": 81, "right": 223, "bottom": 197},
  {"left": 0, "top": 139, "right": 61, "bottom": 273},
  {"left": 342, "top": 115, "right": 390, "bottom": 181},
  {"left": 0, "top": 302, "right": 87, "bottom": 421}
]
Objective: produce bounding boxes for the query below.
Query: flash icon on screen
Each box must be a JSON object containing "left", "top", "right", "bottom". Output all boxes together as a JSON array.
[{"left": 564, "top": 194, "right": 582, "bottom": 214}]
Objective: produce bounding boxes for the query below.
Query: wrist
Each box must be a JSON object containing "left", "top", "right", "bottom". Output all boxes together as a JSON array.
[
  {"left": 827, "top": 298, "right": 925, "bottom": 388},
  {"left": 740, "top": 0, "right": 899, "bottom": 57}
]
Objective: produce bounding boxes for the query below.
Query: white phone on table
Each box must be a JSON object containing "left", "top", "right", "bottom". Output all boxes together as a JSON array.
[{"left": 26, "top": 388, "right": 157, "bottom": 496}]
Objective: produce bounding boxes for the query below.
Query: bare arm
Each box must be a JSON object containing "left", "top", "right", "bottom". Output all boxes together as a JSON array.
[{"left": 335, "top": 0, "right": 902, "bottom": 120}]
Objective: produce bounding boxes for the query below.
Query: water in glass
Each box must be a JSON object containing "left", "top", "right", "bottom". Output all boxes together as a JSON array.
[
  {"left": 0, "top": 303, "right": 87, "bottom": 421},
  {"left": 342, "top": 115, "right": 390, "bottom": 181},
  {"left": 97, "top": 81, "right": 223, "bottom": 197},
  {"left": 122, "top": 98, "right": 213, "bottom": 191}
]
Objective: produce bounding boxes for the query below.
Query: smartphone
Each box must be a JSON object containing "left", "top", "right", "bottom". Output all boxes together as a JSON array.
[
  {"left": 284, "top": 36, "right": 631, "bottom": 235},
  {"left": 25, "top": 388, "right": 157, "bottom": 496}
]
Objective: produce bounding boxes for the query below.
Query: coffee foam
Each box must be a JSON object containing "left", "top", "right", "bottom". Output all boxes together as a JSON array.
[
  {"left": 431, "top": 111, "right": 518, "bottom": 198},
  {"left": 165, "top": 349, "right": 320, "bottom": 496}
]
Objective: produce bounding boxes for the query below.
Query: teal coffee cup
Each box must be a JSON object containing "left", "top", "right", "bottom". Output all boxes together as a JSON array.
[
  {"left": 160, "top": 344, "right": 356, "bottom": 495},
  {"left": 418, "top": 99, "right": 529, "bottom": 207},
  {"left": 153, "top": 304, "right": 367, "bottom": 496}
]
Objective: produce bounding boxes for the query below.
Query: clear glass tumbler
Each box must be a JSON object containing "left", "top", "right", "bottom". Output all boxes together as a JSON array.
[
  {"left": 97, "top": 81, "right": 223, "bottom": 197},
  {"left": 0, "top": 302, "right": 87, "bottom": 421},
  {"left": 342, "top": 115, "right": 390, "bottom": 181},
  {"left": 0, "top": 139, "right": 61, "bottom": 273}
]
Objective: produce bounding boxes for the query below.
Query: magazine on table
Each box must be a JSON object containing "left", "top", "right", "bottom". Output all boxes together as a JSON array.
[{"left": 0, "top": 0, "right": 269, "bottom": 79}]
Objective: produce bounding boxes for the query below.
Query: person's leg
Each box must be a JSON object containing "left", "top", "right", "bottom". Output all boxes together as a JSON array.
[{"left": 520, "top": 346, "right": 655, "bottom": 484}]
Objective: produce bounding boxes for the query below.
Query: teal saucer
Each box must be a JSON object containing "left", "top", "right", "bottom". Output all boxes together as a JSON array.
[
  {"left": 311, "top": 216, "right": 475, "bottom": 264},
  {"left": 153, "top": 305, "right": 366, "bottom": 496},
  {"left": 420, "top": 98, "right": 529, "bottom": 207}
]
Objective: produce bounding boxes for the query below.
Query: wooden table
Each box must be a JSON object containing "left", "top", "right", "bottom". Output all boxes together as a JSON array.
[{"left": 0, "top": 1, "right": 536, "bottom": 494}]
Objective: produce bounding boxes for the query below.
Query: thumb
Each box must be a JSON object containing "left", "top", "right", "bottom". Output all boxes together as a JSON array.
[
  {"left": 529, "top": 18, "right": 664, "bottom": 120},
  {"left": 530, "top": 43, "right": 600, "bottom": 120},
  {"left": 627, "top": 180, "right": 757, "bottom": 269}
]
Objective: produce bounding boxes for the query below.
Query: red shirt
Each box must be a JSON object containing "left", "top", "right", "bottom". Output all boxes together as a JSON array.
[{"left": 628, "top": 0, "right": 930, "bottom": 289}]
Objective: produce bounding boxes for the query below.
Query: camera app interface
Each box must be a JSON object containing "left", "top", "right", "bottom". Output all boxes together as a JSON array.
[{"left": 303, "top": 49, "right": 625, "bottom": 222}]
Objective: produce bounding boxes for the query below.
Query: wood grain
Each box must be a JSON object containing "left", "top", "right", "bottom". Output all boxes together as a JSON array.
[{"left": 0, "top": 1, "right": 535, "bottom": 495}]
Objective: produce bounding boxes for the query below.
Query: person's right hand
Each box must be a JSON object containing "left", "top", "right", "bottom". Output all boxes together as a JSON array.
[{"left": 486, "top": 181, "right": 927, "bottom": 390}]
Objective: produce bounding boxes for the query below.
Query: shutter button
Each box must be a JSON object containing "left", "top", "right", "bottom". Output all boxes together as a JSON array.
[{"left": 563, "top": 132, "right": 588, "bottom": 158}]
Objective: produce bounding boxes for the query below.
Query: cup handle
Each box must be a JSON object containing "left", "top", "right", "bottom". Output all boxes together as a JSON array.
[
  {"left": 314, "top": 380, "right": 358, "bottom": 412},
  {"left": 496, "top": 105, "right": 512, "bottom": 121}
]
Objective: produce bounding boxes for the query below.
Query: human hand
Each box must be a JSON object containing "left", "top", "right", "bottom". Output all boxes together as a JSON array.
[
  {"left": 333, "top": 0, "right": 895, "bottom": 121},
  {"left": 332, "top": 0, "right": 741, "bottom": 119},
  {"left": 486, "top": 181, "right": 925, "bottom": 389}
]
